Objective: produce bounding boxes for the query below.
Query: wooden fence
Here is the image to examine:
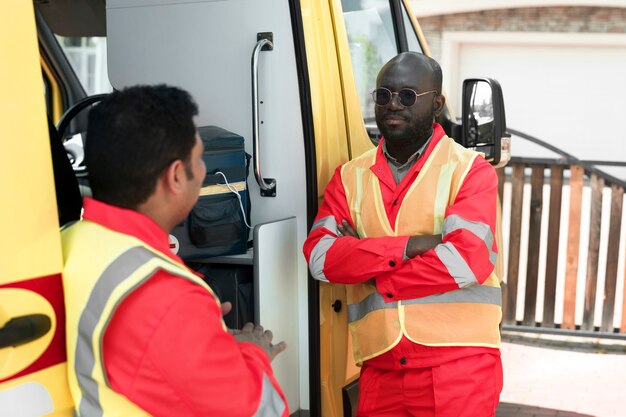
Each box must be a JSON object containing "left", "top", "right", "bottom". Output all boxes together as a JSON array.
[{"left": 499, "top": 156, "right": 626, "bottom": 338}]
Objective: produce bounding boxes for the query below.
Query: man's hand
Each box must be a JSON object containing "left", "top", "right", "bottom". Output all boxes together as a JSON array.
[
  {"left": 337, "top": 219, "right": 359, "bottom": 238},
  {"left": 234, "top": 322, "right": 287, "bottom": 362},
  {"left": 221, "top": 301, "right": 232, "bottom": 316},
  {"left": 220, "top": 302, "right": 242, "bottom": 335},
  {"left": 405, "top": 235, "right": 442, "bottom": 259}
]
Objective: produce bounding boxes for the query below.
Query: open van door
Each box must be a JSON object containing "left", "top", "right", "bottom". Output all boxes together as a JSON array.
[{"left": 0, "top": 2, "right": 73, "bottom": 415}]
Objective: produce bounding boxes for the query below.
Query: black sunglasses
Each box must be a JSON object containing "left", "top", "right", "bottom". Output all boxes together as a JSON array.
[{"left": 371, "top": 87, "right": 437, "bottom": 108}]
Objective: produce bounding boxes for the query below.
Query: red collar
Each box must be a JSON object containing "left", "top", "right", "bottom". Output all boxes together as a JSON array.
[{"left": 82, "top": 197, "right": 182, "bottom": 264}]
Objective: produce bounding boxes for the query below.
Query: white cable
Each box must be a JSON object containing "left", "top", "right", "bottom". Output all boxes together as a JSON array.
[{"left": 215, "top": 171, "right": 251, "bottom": 229}]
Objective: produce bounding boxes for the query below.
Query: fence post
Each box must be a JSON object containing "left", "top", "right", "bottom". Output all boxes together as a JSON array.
[
  {"left": 563, "top": 165, "right": 584, "bottom": 329},
  {"left": 601, "top": 184, "right": 624, "bottom": 332},
  {"left": 582, "top": 174, "right": 604, "bottom": 330},
  {"left": 504, "top": 163, "right": 524, "bottom": 324},
  {"left": 523, "top": 165, "right": 544, "bottom": 326},
  {"left": 543, "top": 165, "right": 563, "bottom": 327}
]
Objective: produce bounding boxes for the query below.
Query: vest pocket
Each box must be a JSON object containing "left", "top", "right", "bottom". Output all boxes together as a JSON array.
[{"left": 189, "top": 193, "right": 243, "bottom": 248}]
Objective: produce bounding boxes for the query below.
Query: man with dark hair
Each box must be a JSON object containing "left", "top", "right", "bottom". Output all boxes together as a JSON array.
[
  {"left": 304, "top": 53, "right": 502, "bottom": 416},
  {"left": 62, "top": 85, "right": 288, "bottom": 416},
  {"left": 85, "top": 85, "right": 199, "bottom": 209}
]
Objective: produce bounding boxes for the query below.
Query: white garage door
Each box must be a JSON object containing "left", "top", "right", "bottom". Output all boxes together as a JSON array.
[{"left": 442, "top": 32, "right": 626, "bottom": 177}]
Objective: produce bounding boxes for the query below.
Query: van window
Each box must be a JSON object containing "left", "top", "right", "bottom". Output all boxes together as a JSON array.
[
  {"left": 56, "top": 36, "right": 112, "bottom": 95},
  {"left": 402, "top": 2, "right": 424, "bottom": 53},
  {"left": 341, "top": 0, "right": 398, "bottom": 125}
]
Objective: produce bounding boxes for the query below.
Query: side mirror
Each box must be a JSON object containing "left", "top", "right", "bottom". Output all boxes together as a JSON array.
[{"left": 462, "top": 78, "right": 510, "bottom": 168}]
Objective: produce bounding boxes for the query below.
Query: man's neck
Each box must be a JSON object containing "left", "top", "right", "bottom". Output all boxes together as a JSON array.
[
  {"left": 137, "top": 194, "right": 179, "bottom": 235},
  {"left": 384, "top": 133, "right": 432, "bottom": 164}
]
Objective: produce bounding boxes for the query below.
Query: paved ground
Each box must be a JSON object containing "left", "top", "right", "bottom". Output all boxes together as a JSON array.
[{"left": 496, "top": 340, "right": 626, "bottom": 417}]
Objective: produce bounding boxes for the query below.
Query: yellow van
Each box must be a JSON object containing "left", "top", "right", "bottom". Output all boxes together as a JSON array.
[{"left": 0, "top": 1, "right": 507, "bottom": 416}]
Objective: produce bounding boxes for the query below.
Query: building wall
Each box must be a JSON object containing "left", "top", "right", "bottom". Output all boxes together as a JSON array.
[
  {"left": 419, "top": 7, "right": 626, "bottom": 63},
  {"left": 413, "top": 6, "right": 626, "bottom": 332}
]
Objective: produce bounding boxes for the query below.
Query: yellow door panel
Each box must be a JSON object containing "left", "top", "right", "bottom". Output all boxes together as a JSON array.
[
  {"left": 301, "top": 1, "right": 362, "bottom": 415},
  {"left": 0, "top": 1, "right": 62, "bottom": 284},
  {"left": 300, "top": 0, "right": 351, "bottom": 198},
  {"left": 0, "top": 1, "right": 72, "bottom": 415},
  {"left": 319, "top": 282, "right": 360, "bottom": 417},
  {"left": 0, "top": 364, "right": 74, "bottom": 416}
]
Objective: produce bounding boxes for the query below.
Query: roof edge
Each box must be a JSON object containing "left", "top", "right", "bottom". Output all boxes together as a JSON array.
[{"left": 408, "top": 0, "right": 626, "bottom": 17}]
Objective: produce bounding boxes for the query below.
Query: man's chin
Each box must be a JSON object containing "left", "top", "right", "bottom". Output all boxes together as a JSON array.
[{"left": 380, "top": 129, "right": 409, "bottom": 143}]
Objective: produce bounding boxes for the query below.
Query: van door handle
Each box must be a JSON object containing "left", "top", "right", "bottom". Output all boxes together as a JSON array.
[
  {"left": 251, "top": 33, "right": 277, "bottom": 197},
  {"left": 0, "top": 314, "right": 52, "bottom": 349}
]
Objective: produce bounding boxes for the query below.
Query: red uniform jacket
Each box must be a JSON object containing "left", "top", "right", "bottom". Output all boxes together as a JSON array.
[{"left": 82, "top": 198, "right": 288, "bottom": 416}]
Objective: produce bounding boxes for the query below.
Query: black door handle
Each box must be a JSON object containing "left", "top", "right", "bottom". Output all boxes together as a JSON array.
[{"left": 0, "top": 314, "right": 52, "bottom": 349}]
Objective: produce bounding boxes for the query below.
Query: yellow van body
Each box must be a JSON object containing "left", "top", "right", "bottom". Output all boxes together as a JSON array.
[{"left": 0, "top": 2, "right": 73, "bottom": 415}]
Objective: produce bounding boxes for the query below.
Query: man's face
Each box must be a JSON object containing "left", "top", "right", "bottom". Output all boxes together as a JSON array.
[{"left": 374, "top": 63, "right": 437, "bottom": 145}]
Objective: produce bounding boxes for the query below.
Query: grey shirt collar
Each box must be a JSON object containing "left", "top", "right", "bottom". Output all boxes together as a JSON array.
[{"left": 382, "top": 134, "right": 433, "bottom": 184}]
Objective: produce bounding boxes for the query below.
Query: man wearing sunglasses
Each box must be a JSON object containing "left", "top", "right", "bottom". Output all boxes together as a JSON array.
[{"left": 304, "top": 52, "right": 502, "bottom": 416}]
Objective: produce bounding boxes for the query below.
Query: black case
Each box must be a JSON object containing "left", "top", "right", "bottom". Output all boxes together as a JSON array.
[
  {"left": 171, "top": 126, "right": 250, "bottom": 260},
  {"left": 187, "top": 263, "right": 254, "bottom": 330}
]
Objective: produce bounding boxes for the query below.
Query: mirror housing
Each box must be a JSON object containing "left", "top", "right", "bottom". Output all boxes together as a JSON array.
[{"left": 461, "top": 78, "right": 510, "bottom": 168}]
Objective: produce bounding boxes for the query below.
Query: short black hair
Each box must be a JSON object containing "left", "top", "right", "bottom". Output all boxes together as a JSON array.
[{"left": 85, "top": 84, "right": 198, "bottom": 209}]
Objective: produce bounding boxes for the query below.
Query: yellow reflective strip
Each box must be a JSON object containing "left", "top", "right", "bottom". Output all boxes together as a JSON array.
[
  {"left": 370, "top": 175, "right": 395, "bottom": 237},
  {"left": 399, "top": 301, "right": 408, "bottom": 336},
  {"left": 454, "top": 152, "right": 478, "bottom": 197},
  {"left": 199, "top": 181, "right": 245, "bottom": 196},
  {"left": 433, "top": 162, "right": 455, "bottom": 234},
  {"left": 364, "top": 152, "right": 393, "bottom": 236}
]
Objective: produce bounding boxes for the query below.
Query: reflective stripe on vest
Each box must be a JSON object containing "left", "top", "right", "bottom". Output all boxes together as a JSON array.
[
  {"left": 76, "top": 246, "right": 155, "bottom": 417},
  {"left": 64, "top": 222, "right": 286, "bottom": 417},
  {"left": 340, "top": 135, "right": 501, "bottom": 364},
  {"left": 348, "top": 285, "right": 502, "bottom": 323}
]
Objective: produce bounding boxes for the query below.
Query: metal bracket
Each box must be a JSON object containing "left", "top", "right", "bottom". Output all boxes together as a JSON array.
[
  {"left": 260, "top": 178, "right": 276, "bottom": 197},
  {"left": 257, "top": 32, "right": 273, "bottom": 50}
]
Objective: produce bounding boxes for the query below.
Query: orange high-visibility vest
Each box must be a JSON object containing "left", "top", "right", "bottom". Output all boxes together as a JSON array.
[{"left": 340, "top": 136, "right": 501, "bottom": 365}]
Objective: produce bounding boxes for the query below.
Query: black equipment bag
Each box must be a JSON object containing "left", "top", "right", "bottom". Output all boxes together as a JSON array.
[
  {"left": 187, "top": 263, "right": 254, "bottom": 330},
  {"left": 171, "top": 126, "right": 250, "bottom": 260}
]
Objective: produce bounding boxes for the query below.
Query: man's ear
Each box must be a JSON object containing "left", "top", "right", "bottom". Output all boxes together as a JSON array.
[
  {"left": 434, "top": 94, "right": 446, "bottom": 117},
  {"left": 160, "top": 160, "right": 185, "bottom": 195}
]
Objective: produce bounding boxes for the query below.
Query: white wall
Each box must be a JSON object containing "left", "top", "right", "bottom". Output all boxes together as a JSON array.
[{"left": 442, "top": 32, "right": 626, "bottom": 179}]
